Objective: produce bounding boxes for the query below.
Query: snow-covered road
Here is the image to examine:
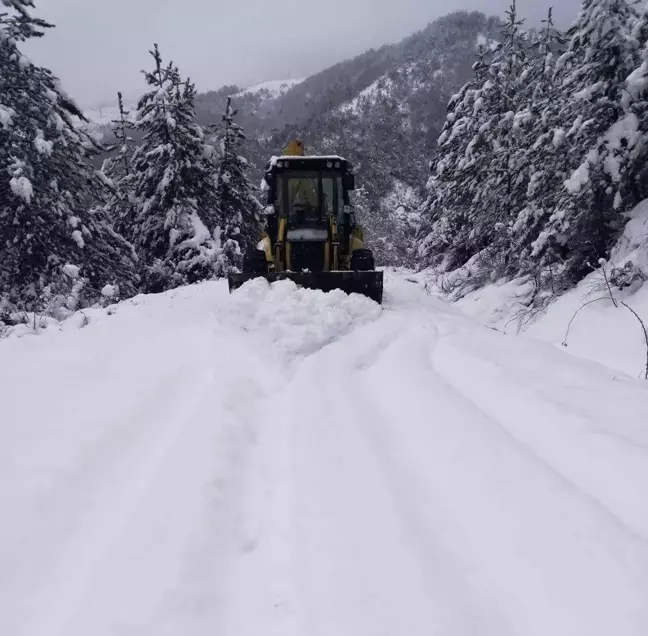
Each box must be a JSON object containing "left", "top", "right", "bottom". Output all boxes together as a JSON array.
[{"left": 2, "top": 272, "right": 648, "bottom": 636}]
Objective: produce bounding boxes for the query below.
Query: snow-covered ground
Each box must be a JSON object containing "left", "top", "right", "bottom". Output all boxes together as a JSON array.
[
  {"left": 2, "top": 272, "right": 648, "bottom": 636},
  {"left": 446, "top": 200, "right": 648, "bottom": 379}
]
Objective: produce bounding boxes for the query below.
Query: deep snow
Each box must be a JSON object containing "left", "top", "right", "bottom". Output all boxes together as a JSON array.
[{"left": 1, "top": 272, "right": 648, "bottom": 636}]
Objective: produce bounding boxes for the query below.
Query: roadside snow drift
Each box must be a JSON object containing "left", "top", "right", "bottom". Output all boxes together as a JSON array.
[
  {"left": 1, "top": 272, "right": 648, "bottom": 636},
  {"left": 451, "top": 199, "right": 648, "bottom": 378}
]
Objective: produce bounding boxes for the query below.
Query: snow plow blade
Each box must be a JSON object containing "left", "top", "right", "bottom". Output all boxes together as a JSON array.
[{"left": 228, "top": 271, "right": 384, "bottom": 304}]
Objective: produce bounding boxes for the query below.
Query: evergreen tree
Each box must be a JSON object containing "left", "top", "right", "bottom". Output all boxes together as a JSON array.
[
  {"left": 355, "top": 183, "right": 417, "bottom": 266},
  {"left": 105, "top": 92, "right": 134, "bottom": 183},
  {"left": 102, "top": 91, "right": 136, "bottom": 236},
  {"left": 474, "top": 1, "right": 531, "bottom": 270},
  {"left": 534, "top": 0, "right": 640, "bottom": 280},
  {"left": 127, "top": 44, "right": 222, "bottom": 292},
  {"left": 509, "top": 8, "right": 568, "bottom": 271},
  {"left": 624, "top": 9, "right": 648, "bottom": 202},
  {"left": 214, "top": 96, "right": 262, "bottom": 268},
  {"left": 0, "top": 1, "right": 138, "bottom": 318},
  {"left": 418, "top": 47, "right": 493, "bottom": 270},
  {"left": 418, "top": 0, "right": 531, "bottom": 274},
  {"left": 416, "top": 0, "right": 648, "bottom": 297}
]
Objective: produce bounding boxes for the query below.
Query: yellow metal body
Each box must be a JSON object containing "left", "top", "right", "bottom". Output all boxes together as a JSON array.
[
  {"left": 283, "top": 140, "right": 305, "bottom": 156},
  {"left": 261, "top": 213, "right": 366, "bottom": 273},
  {"left": 257, "top": 140, "right": 368, "bottom": 273}
]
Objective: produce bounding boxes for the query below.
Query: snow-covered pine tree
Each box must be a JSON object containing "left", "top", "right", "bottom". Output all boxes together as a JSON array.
[
  {"left": 127, "top": 44, "right": 221, "bottom": 292},
  {"left": 418, "top": 1, "right": 532, "bottom": 278},
  {"left": 417, "top": 46, "right": 493, "bottom": 271},
  {"left": 355, "top": 182, "right": 412, "bottom": 266},
  {"left": 473, "top": 1, "right": 532, "bottom": 274},
  {"left": 105, "top": 92, "right": 134, "bottom": 183},
  {"left": 624, "top": 9, "right": 648, "bottom": 202},
  {"left": 103, "top": 91, "right": 136, "bottom": 236},
  {"left": 509, "top": 8, "right": 569, "bottom": 274},
  {"left": 214, "top": 96, "right": 262, "bottom": 270},
  {"left": 0, "top": 0, "right": 138, "bottom": 318},
  {"left": 533, "top": 0, "right": 641, "bottom": 282}
]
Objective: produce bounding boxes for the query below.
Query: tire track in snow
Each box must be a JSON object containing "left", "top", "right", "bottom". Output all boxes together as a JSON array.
[
  {"left": 55, "top": 345, "right": 281, "bottom": 636},
  {"left": 430, "top": 321, "right": 648, "bottom": 542},
  {"left": 339, "top": 325, "right": 517, "bottom": 635},
  {"left": 213, "top": 312, "right": 457, "bottom": 636},
  {"left": 215, "top": 374, "right": 307, "bottom": 636},
  {"left": 34, "top": 366, "right": 218, "bottom": 636},
  {"left": 345, "top": 317, "right": 648, "bottom": 636},
  {"left": 289, "top": 320, "right": 502, "bottom": 636},
  {"left": 1, "top": 359, "right": 213, "bottom": 636}
]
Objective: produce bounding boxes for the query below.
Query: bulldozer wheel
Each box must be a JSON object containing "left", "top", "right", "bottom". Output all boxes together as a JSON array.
[
  {"left": 351, "top": 248, "right": 375, "bottom": 272},
  {"left": 243, "top": 249, "right": 268, "bottom": 274}
]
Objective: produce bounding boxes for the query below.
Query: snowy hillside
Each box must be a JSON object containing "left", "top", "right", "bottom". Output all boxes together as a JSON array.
[
  {"left": 81, "top": 100, "right": 136, "bottom": 142},
  {"left": 2, "top": 273, "right": 648, "bottom": 635},
  {"left": 337, "top": 76, "right": 397, "bottom": 115},
  {"left": 84, "top": 102, "right": 135, "bottom": 127},
  {"left": 233, "top": 78, "right": 304, "bottom": 100}
]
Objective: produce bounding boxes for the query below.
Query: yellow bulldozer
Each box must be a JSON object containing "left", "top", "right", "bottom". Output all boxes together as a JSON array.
[{"left": 228, "top": 140, "right": 383, "bottom": 303}]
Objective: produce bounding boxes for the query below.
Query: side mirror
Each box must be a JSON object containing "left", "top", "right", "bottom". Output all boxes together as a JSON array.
[{"left": 344, "top": 173, "right": 355, "bottom": 191}]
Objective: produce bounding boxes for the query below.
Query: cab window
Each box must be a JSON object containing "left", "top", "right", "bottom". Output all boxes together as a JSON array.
[
  {"left": 276, "top": 171, "right": 344, "bottom": 219},
  {"left": 322, "top": 177, "right": 335, "bottom": 217}
]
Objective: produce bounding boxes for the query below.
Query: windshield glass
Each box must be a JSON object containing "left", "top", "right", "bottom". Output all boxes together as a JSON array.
[{"left": 277, "top": 172, "right": 342, "bottom": 220}]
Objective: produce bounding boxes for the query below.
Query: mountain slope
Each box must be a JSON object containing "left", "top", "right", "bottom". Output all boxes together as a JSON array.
[{"left": 1, "top": 273, "right": 648, "bottom": 635}]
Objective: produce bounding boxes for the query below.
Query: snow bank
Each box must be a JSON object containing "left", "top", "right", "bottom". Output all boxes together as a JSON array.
[
  {"left": 452, "top": 272, "right": 648, "bottom": 376},
  {"left": 436, "top": 201, "right": 648, "bottom": 377}
]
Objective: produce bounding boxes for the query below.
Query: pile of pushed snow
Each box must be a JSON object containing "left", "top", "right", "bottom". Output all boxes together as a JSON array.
[
  {"left": 227, "top": 278, "right": 382, "bottom": 357},
  {"left": 441, "top": 200, "right": 648, "bottom": 377}
]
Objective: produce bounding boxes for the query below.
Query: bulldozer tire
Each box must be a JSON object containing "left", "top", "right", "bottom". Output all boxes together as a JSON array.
[
  {"left": 243, "top": 249, "right": 268, "bottom": 275},
  {"left": 351, "top": 248, "right": 375, "bottom": 272}
]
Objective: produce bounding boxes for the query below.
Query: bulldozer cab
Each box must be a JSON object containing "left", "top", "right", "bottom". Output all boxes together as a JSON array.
[
  {"left": 264, "top": 157, "right": 356, "bottom": 247},
  {"left": 267, "top": 158, "right": 354, "bottom": 217}
]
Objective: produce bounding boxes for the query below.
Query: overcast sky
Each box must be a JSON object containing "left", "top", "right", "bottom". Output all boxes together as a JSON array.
[{"left": 24, "top": 0, "right": 583, "bottom": 108}]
